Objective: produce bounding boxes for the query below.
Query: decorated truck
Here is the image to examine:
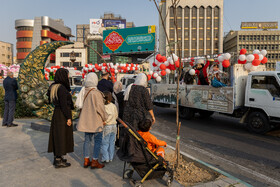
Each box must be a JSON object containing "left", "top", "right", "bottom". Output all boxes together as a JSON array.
[{"left": 151, "top": 64, "right": 280, "bottom": 134}]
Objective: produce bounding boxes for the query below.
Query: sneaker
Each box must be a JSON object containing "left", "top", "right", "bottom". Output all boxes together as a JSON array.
[
  {"left": 109, "top": 160, "right": 113, "bottom": 162},
  {"left": 101, "top": 160, "right": 109, "bottom": 163}
]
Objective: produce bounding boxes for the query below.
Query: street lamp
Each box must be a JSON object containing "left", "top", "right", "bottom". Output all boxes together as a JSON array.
[{"left": 70, "top": 50, "right": 76, "bottom": 67}]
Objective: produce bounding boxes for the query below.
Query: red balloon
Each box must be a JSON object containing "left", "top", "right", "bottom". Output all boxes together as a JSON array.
[
  {"left": 135, "top": 67, "right": 138, "bottom": 70},
  {"left": 253, "top": 54, "right": 259, "bottom": 60},
  {"left": 85, "top": 64, "right": 89, "bottom": 68},
  {"left": 162, "top": 56, "right": 167, "bottom": 62},
  {"left": 252, "top": 59, "right": 261, "bottom": 66},
  {"left": 238, "top": 59, "right": 247, "bottom": 64},
  {"left": 261, "top": 57, "right": 268, "bottom": 64},
  {"left": 126, "top": 64, "right": 129, "bottom": 67},
  {"left": 156, "top": 54, "right": 162, "bottom": 62},
  {"left": 130, "top": 63, "right": 134, "bottom": 67},
  {"left": 190, "top": 61, "right": 194, "bottom": 66},
  {"left": 222, "top": 60, "right": 230, "bottom": 68},
  {"left": 240, "top": 48, "right": 247, "bottom": 55},
  {"left": 74, "top": 67, "right": 77, "bottom": 70},
  {"left": 175, "top": 60, "right": 180, "bottom": 68},
  {"left": 147, "top": 74, "right": 152, "bottom": 81},
  {"left": 161, "top": 70, "right": 166, "bottom": 76},
  {"left": 103, "top": 63, "right": 107, "bottom": 67},
  {"left": 169, "top": 64, "right": 176, "bottom": 70},
  {"left": 95, "top": 64, "right": 99, "bottom": 68},
  {"left": 153, "top": 62, "right": 157, "bottom": 67},
  {"left": 160, "top": 64, "right": 166, "bottom": 70}
]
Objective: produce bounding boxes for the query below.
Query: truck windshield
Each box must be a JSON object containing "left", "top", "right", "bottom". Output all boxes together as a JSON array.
[
  {"left": 278, "top": 73, "right": 280, "bottom": 80},
  {"left": 73, "top": 77, "right": 83, "bottom": 86}
]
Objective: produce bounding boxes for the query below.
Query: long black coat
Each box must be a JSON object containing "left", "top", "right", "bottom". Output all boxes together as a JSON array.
[
  {"left": 48, "top": 85, "right": 74, "bottom": 156},
  {"left": 3, "top": 76, "right": 18, "bottom": 101}
]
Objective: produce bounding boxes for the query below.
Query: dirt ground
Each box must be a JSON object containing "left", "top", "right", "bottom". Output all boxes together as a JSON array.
[{"left": 165, "top": 152, "right": 219, "bottom": 186}]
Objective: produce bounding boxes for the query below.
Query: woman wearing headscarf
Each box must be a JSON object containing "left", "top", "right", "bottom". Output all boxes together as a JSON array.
[
  {"left": 47, "top": 68, "right": 74, "bottom": 168},
  {"left": 123, "top": 73, "right": 155, "bottom": 131},
  {"left": 76, "top": 73, "right": 108, "bottom": 169}
]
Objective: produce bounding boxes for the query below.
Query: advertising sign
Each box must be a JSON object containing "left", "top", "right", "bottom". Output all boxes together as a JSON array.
[
  {"left": 103, "top": 19, "right": 126, "bottom": 30},
  {"left": 103, "top": 25, "right": 156, "bottom": 54},
  {"left": 90, "top": 19, "right": 102, "bottom": 34},
  {"left": 241, "top": 22, "right": 278, "bottom": 30}
]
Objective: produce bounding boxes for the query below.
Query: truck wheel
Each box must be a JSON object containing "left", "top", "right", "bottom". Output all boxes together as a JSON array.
[
  {"left": 179, "top": 107, "right": 194, "bottom": 120},
  {"left": 247, "top": 111, "right": 271, "bottom": 134},
  {"left": 198, "top": 110, "right": 214, "bottom": 118}
]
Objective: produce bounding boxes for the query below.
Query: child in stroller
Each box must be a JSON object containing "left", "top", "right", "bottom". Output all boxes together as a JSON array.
[
  {"left": 117, "top": 118, "right": 173, "bottom": 187},
  {"left": 137, "top": 118, "right": 167, "bottom": 158}
]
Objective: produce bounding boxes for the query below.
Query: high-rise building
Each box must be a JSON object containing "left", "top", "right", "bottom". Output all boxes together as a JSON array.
[
  {"left": 15, "top": 16, "right": 72, "bottom": 64},
  {"left": 224, "top": 22, "right": 280, "bottom": 71},
  {"left": 0, "top": 41, "right": 13, "bottom": 66},
  {"left": 159, "top": 0, "right": 224, "bottom": 57}
]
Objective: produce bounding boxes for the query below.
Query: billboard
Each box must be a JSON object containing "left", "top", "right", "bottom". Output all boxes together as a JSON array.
[
  {"left": 103, "top": 19, "right": 126, "bottom": 30},
  {"left": 241, "top": 22, "right": 278, "bottom": 30},
  {"left": 90, "top": 19, "right": 102, "bottom": 34},
  {"left": 103, "top": 25, "right": 156, "bottom": 54}
]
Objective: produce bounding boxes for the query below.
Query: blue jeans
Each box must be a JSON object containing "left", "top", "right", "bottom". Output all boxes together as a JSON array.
[
  {"left": 100, "top": 132, "right": 116, "bottom": 161},
  {"left": 83, "top": 132, "right": 103, "bottom": 160}
]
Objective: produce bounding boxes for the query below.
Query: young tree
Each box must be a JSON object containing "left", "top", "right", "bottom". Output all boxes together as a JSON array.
[{"left": 150, "top": 0, "right": 183, "bottom": 168}]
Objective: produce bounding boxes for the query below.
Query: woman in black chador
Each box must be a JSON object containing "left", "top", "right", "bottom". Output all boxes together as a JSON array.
[{"left": 47, "top": 68, "right": 74, "bottom": 168}]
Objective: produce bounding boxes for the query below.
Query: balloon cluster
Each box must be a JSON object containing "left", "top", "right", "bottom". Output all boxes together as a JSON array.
[
  {"left": 238, "top": 49, "right": 268, "bottom": 71},
  {"left": 82, "top": 63, "right": 140, "bottom": 82},
  {"left": 0, "top": 64, "right": 20, "bottom": 77},
  {"left": 150, "top": 53, "right": 181, "bottom": 82},
  {"left": 217, "top": 53, "right": 232, "bottom": 68},
  {"left": 44, "top": 66, "right": 77, "bottom": 80}
]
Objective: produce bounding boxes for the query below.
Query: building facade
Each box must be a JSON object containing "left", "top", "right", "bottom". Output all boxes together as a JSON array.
[
  {"left": 15, "top": 16, "right": 72, "bottom": 64},
  {"left": 55, "top": 42, "right": 87, "bottom": 69},
  {"left": 0, "top": 41, "right": 13, "bottom": 66},
  {"left": 223, "top": 29, "right": 280, "bottom": 71},
  {"left": 159, "top": 0, "right": 224, "bottom": 57}
]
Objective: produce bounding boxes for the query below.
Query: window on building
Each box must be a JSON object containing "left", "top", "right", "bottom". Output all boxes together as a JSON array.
[
  {"left": 257, "top": 45, "right": 260, "bottom": 49},
  {"left": 253, "top": 35, "right": 256, "bottom": 40},
  {"left": 7, "top": 55, "right": 10, "bottom": 59},
  {"left": 250, "top": 45, "right": 253, "bottom": 50},
  {"left": 268, "top": 54, "right": 271, "bottom": 58},
  {"left": 272, "top": 45, "right": 275, "bottom": 50},
  {"left": 2, "top": 54, "right": 5, "bottom": 57},
  {"left": 7, "top": 47, "right": 10, "bottom": 51},
  {"left": 251, "top": 75, "right": 280, "bottom": 98},
  {"left": 62, "top": 62, "right": 70, "bottom": 67},
  {"left": 268, "top": 35, "right": 271, "bottom": 40},
  {"left": 264, "top": 36, "right": 267, "bottom": 41},
  {"left": 271, "top": 54, "right": 275, "bottom": 59},
  {"left": 243, "top": 36, "right": 246, "bottom": 40},
  {"left": 264, "top": 45, "right": 267, "bottom": 49},
  {"left": 17, "top": 26, "right": 33, "bottom": 31},
  {"left": 257, "top": 35, "right": 260, "bottom": 40},
  {"left": 272, "top": 36, "right": 275, "bottom": 40},
  {"left": 275, "top": 54, "right": 278, "bottom": 59},
  {"left": 261, "top": 36, "right": 264, "bottom": 41}
]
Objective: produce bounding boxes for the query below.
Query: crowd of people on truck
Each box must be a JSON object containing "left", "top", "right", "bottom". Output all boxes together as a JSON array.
[
  {"left": 183, "top": 59, "right": 227, "bottom": 87},
  {"left": 46, "top": 69, "right": 166, "bottom": 168}
]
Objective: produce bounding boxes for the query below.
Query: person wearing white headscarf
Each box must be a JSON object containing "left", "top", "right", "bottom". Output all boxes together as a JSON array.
[
  {"left": 76, "top": 73, "right": 108, "bottom": 169},
  {"left": 122, "top": 73, "right": 155, "bottom": 130}
]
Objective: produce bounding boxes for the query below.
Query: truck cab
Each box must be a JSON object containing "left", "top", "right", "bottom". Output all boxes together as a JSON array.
[{"left": 245, "top": 71, "right": 280, "bottom": 133}]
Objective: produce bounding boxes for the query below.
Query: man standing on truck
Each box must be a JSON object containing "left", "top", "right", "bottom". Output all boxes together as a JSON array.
[
  {"left": 194, "top": 59, "right": 212, "bottom": 85},
  {"left": 97, "top": 72, "right": 113, "bottom": 93}
]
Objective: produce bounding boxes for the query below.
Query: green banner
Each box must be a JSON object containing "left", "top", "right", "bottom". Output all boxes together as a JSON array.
[{"left": 103, "top": 25, "right": 156, "bottom": 54}]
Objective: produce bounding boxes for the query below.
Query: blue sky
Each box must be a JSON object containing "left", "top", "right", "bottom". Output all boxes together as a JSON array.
[{"left": 1, "top": 0, "right": 280, "bottom": 50}]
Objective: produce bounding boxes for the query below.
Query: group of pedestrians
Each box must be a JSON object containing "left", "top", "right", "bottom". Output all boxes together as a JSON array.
[{"left": 46, "top": 68, "right": 166, "bottom": 169}]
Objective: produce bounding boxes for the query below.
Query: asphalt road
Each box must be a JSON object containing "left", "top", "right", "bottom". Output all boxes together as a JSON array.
[{"left": 151, "top": 106, "right": 280, "bottom": 187}]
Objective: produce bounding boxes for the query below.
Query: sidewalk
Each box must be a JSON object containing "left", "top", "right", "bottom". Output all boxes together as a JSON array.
[
  {"left": 0, "top": 119, "right": 248, "bottom": 187},
  {"left": 0, "top": 119, "right": 178, "bottom": 187}
]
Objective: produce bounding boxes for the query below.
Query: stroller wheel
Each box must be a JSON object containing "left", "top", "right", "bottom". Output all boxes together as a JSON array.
[
  {"left": 134, "top": 181, "right": 143, "bottom": 187},
  {"left": 166, "top": 178, "right": 172, "bottom": 187},
  {"left": 124, "top": 169, "right": 134, "bottom": 179}
]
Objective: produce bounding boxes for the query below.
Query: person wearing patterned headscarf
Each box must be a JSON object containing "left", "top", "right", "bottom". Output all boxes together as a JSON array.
[{"left": 47, "top": 68, "right": 74, "bottom": 168}]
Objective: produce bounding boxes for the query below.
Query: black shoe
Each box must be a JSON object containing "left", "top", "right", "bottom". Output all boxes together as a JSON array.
[
  {"left": 53, "top": 157, "right": 67, "bottom": 165},
  {"left": 54, "top": 158, "right": 71, "bottom": 168},
  {"left": 7, "top": 124, "right": 18, "bottom": 127},
  {"left": 2, "top": 124, "right": 7, "bottom": 127}
]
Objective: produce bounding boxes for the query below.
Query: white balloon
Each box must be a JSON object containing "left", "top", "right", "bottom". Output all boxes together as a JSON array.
[
  {"left": 239, "top": 55, "right": 246, "bottom": 61},
  {"left": 132, "top": 67, "right": 135, "bottom": 70},
  {"left": 149, "top": 71, "right": 153, "bottom": 75},
  {"left": 171, "top": 53, "right": 179, "bottom": 62},
  {"left": 153, "top": 73, "right": 159, "bottom": 78},
  {"left": 251, "top": 66, "right": 257, "bottom": 71},
  {"left": 253, "top": 50, "right": 260, "bottom": 54},
  {"left": 155, "top": 60, "right": 160, "bottom": 65},
  {"left": 260, "top": 50, "right": 267, "bottom": 57},
  {"left": 166, "top": 69, "right": 171, "bottom": 74},
  {"left": 224, "top": 53, "right": 231, "bottom": 60},
  {"left": 115, "top": 70, "right": 118, "bottom": 73},
  {"left": 246, "top": 54, "right": 255, "bottom": 62},
  {"left": 258, "top": 54, "right": 264, "bottom": 61},
  {"left": 245, "top": 63, "right": 252, "bottom": 70},
  {"left": 218, "top": 55, "right": 224, "bottom": 62},
  {"left": 189, "top": 69, "right": 195, "bottom": 75},
  {"left": 116, "top": 63, "right": 119, "bottom": 66},
  {"left": 156, "top": 76, "right": 162, "bottom": 82},
  {"left": 164, "top": 61, "right": 169, "bottom": 66},
  {"left": 154, "top": 66, "right": 159, "bottom": 71}
]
